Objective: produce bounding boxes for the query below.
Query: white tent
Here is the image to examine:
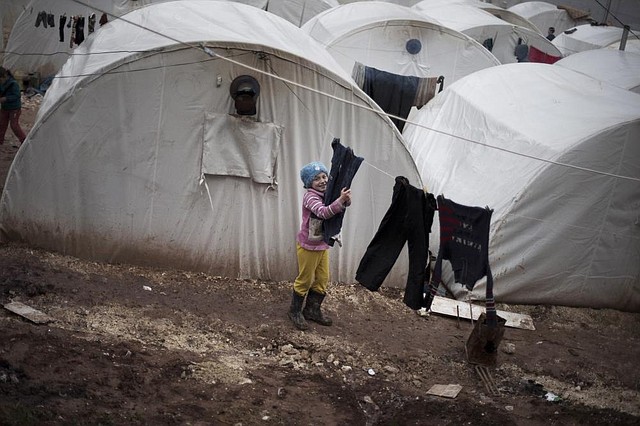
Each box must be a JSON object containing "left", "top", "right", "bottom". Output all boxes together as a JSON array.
[
  {"left": 2, "top": 0, "right": 268, "bottom": 78},
  {"left": 552, "top": 23, "right": 640, "bottom": 57},
  {"left": 441, "top": 0, "right": 540, "bottom": 32},
  {"left": 0, "top": 1, "right": 422, "bottom": 285},
  {"left": 412, "top": 0, "right": 562, "bottom": 63},
  {"left": 302, "top": 2, "right": 500, "bottom": 90},
  {"left": 402, "top": 63, "right": 640, "bottom": 312},
  {"left": 265, "top": 0, "right": 339, "bottom": 27},
  {"left": 555, "top": 49, "right": 640, "bottom": 93},
  {"left": 508, "top": 1, "right": 591, "bottom": 34}
]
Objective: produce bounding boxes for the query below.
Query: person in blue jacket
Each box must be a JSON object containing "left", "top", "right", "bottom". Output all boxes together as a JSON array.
[{"left": 0, "top": 67, "right": 27, "bottom": 147}]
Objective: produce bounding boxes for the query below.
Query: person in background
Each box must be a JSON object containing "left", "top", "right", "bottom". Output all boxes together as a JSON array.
[
  {"left": 289, "top": 161, "right": 352, "bottom": 330},
  {"left": 0, "top": 67, "right": 27, "bottom": 148},
  {"left": 547, "top": 27, "right": 556, "bottom": 41}
]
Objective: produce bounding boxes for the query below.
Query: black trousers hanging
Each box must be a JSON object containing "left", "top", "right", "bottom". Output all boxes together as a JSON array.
[
  {"left": 323, "top": 138, "right": 363, "bottom": 246},
  {"left": 355, "top": 176, "right": 436, "bottom": 310}
]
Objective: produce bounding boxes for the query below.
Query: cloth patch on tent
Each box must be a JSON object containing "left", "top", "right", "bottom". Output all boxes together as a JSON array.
[{"left": 202, "top": 113, "right": 282, "bottom": 184}]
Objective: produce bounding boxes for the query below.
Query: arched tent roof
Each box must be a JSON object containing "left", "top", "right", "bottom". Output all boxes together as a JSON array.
[
  {"left": 555, "top": 49, "right": 640, "bottom": 93},
  {"left": 302, "top": 2, "right": 500, "bottom": 83},
  {"left": 552, "top": 23, "right": 640, "bottom": 57},
  {"left": 412, "top": 0, "right": 562, "bottom": 63},
  {"left": 2, "top": 0, "right": 268, "bottom": 78},
  {"left": 0, "top": 1, "right": 422, "bottom": 285},
  {"left": 402, "top": 63, "right": 640, "bottom": 312},
  {"left": 265, "top": 0, "right": 339, "bottom": 27},
  {"left": 434, "top": 0, "right": 540, "bottom": 32},
  {"left": 508, "top": 1, "right": 591, "bottom": 34}
]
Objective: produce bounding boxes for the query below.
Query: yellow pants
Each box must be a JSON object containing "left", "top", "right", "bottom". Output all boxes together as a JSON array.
[{"left": 293, "top": 243, "right": 329, "bottom": 296}]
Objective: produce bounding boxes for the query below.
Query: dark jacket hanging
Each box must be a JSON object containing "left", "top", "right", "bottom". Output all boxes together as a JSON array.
[
  {"left": 322, "top": 138, "right": 363, "bottom": 246},
  {"left": 356, "top": 176, "right": 437, "bottom": 310}
]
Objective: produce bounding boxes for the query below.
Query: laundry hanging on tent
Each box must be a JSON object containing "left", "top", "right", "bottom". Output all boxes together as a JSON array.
[
  {"left": 59, "top": 14, "right": 67, "bottom": 42},
  {"left": 356, "top": 176, "right": 437, "bottom": 310},
  {"left": 352, "top": 62, "right": 440, "bottom": 132},
  {"left": 322, "top": 138, "right": 363, "bottom": 246},
  {"left": 423, "top": 195, "right": 497, "bottom": 325}
]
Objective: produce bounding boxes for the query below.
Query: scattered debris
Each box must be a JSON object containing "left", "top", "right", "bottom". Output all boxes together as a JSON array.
[
  {"left": 475, "top": 366, "right": 500, "bottom": 396},
  {"left": 3, "top": 301, "right": 54, "bottom": 324},
  {"left": 426, "top": 384, "right": 462, "bottom": 399},
  {"left": 430, "top": 295, "right": 535, "bottom": 330}
]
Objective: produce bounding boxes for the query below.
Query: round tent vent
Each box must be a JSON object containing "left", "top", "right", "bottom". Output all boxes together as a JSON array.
[{"left": 406, "top": 39, "right": 422, "bottom": 55}]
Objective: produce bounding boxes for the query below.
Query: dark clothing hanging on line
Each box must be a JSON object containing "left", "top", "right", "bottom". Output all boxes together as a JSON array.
[
  {"left": 356, "top": 176, "right": 437, "bottom": 310},
  {"left": 351, "top": 63, "right": 439, "bottom": 133},
  {"left": 323, "top": 138, "right": 364, "bottom": 246},
  {"left": 424, "top": 195, "right": 497, "bottom": 324}
]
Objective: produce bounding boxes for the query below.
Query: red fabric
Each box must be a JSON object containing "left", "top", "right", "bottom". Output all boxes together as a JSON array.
[{"left": 528, "top": 46, "right": 561, "bottom": 64}]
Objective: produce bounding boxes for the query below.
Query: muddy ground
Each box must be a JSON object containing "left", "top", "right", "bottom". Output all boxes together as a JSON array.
[{"left": 0, "top": 96, "right": 638, "bottom": 425}]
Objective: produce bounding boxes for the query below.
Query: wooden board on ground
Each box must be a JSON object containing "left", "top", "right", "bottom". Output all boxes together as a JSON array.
[
  {"left": 430, "top": 295, "right": 535, "bottom": 330},
  {"left": 426, "top": 384, "right": 462, "bottom": 398},
  {"left": 4, "top": 301, "right": 54, "bottom": 324}
]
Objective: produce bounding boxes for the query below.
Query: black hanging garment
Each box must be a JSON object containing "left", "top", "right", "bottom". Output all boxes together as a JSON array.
[
  {"left": 356, "top": 177, "right": 437, "bottom": 310},
  {"left": 59, "top": 15, "right": 67, "bottom": 42},
  {"left": 322, "top": 138, "right": 364, "bottom": 247},
  {"left": 75, "top": 15, "right": 85, "bottom": 46},
  {"left": 425, "top": 196, "right": 498, "bottom": 325},
  {"left": 352, "top": 62, "right": 440, "bottom": 132},
  {"left": 88, "top": 13, "right": 96, "bottom": 33}
]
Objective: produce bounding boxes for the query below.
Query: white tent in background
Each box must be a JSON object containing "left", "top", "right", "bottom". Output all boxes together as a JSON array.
[
  {"left": 302, "top": 1, "right": 500, "bottom": 130},
  {"left": 442, "top": 0, "right": 540, "bottom": 32},
  {"left": 412, "top": 0, "right": 562, "bottom": 63},
  {"left": 2, "top": 0, "right": 268, "bottom": 78},
  {"left": 508, "top": 1, "right": 591, "bottom": 34},
  {"left": 552, "top": 23, "right": 640, "bottom": 56},
  {"left": 0, "top": 1, "right": 422, "bottom": 285},
  {"left": 265, "top": 0, "right": 339, "bottom": 27},
  {"left": 555, "top": 49, "right": 640, "bottom": 93},
  {"left": 402, "top": 63, "right": 640, "bottom": 312},
  {"left": 302, "top": 2, "right": 500, "bottom": 83}
]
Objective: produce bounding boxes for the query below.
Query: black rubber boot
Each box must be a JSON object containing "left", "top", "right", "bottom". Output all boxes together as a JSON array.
[
  {"left": 302, "top": 290, "right": 333, "bottom": 326},
  {"left": 288, "top": 291, "right": 308, "bottom": 330}
]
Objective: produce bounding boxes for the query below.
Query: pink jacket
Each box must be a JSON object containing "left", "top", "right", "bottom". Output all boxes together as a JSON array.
[{"left": 297, "top": 188, "right": 346, "bottom": 250}]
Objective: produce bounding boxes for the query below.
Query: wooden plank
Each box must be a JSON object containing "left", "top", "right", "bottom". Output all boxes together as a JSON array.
[
  {"left": 4, "top": 301, "right": 54, "bottom": 324},
  {"left": 430, "top": 295, "right": 535, "bottom": 330},
  {"left": 426, "top": 384, "right": 462, "bottom": 398}
]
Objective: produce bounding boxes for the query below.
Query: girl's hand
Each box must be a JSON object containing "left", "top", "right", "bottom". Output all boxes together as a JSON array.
[{"left": 339, "top": 187, "right": 352, "bottom": 205}]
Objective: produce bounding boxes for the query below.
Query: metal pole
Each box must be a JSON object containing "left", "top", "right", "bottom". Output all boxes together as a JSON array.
[{"left": 620, "top": 25, "right": 630, "bottom": 51}]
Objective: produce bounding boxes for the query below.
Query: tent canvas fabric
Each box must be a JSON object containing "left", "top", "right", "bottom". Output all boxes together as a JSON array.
[
  {"left": 402, "top": 63, "right": 640, "bottom": 312},
  {"left": 0, "top": 1, "right": 423, "bottom": 286},
  {"left": 412, "top": 0, "right": 562, "bottom": 64},
  {"left": 2, "top": 0, "right": 268, "bottom": 78},
  {"left": 552, "top": 24, "right": 640, "bottom": 57},
  {"left": 508, "top": 1, "right": 590, "bottom": 34},
  {"left": 302, "top": 2, "right": 500, "bottom": 86},
  {"left": 265, "top": 0, "right": 339, "bottom": 27},
  {"left": 555, "top": 49, "right": 640, "bottom": 94}
]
